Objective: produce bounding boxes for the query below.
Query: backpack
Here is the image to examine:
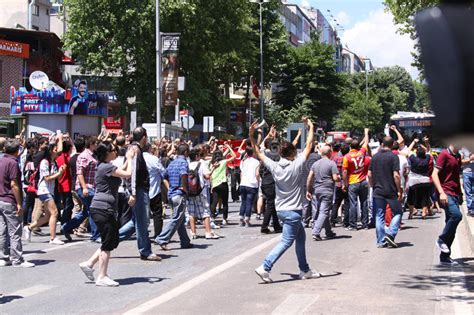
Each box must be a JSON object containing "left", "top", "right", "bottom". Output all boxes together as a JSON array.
[
  {"left": 26, "top": 168, "right": 40, "bottom": 194},
  {"left": 188, "top": 162, "right": 202, "bottom": 197}
]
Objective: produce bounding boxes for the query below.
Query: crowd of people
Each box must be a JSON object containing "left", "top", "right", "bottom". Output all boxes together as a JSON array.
[{"left": 0, "top": 121, "right": 473, "bottom": 286}]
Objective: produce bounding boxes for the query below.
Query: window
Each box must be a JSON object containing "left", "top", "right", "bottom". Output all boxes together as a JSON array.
[{"left": 33, "top": 4, "right": 39, "bottom": 16}]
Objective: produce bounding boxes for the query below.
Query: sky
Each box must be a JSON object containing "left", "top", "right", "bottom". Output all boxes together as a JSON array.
[{"left": 298, "top": 0, "right": 419, "bottom": 79}]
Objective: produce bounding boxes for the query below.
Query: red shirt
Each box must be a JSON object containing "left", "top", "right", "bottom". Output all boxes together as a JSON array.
[
  {"left": 435, "top": 149, "right": 462, "bottom": 197},
  {"left": 343, "top": 147, "right": 368, "bottom": 185},
  {"left": 56, "top": 152, "right": 72, "bottom": 193}
]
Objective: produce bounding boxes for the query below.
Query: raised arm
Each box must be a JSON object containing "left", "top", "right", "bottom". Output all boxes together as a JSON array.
[
  {"left": 390, "top": 125, "right": 405, "bottom": 147},
  {"left": 360, "top": 128, "right": 369, "bottom": 148},
  {"left": 249, "top": 121, "right": 266, "bottom": 162},
  {"left": 302, "top": 118, "right": 314, "bottom": 159},
  {"left": 292, "top": 128, "right": 302, "bottom": 146},
  {"left": 225, "top": 143, "right": 237, "bottom": 163}
]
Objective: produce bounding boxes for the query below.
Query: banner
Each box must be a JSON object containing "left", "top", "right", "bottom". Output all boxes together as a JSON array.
[
  {"left": 10, "top": 80, "right": 108, "bottom": 116},
  {"left": 0, "top": 39, "right": 30, "bottom": 59},
  {"left": 162, "top": 34, "right": 179, "bottom": 107}
]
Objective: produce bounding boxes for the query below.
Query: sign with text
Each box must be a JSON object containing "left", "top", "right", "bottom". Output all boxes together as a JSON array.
[
  {"left": 162, "top": 34, "right": 180, "bottom": 107},
  {"left": 203, "top": 116, "right": 214, "bottom": 133},
  {"left": 0, "top": 39, "right": 30, "bottom": 59}
]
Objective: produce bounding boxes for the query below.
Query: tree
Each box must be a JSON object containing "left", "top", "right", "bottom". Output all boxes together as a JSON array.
[
  {"left": 334, "top": 90, "right": 384, "bottom": 132},
  {"left": 274, "top": 33, "right": 347, "bottom": 125},
  {"left": 413, "top": 80, "right": 431, "bottom": 111}
]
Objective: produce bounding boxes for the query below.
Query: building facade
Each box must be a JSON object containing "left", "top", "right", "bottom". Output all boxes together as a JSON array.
[
  {"left": 0, "top": 0, "right": 52, "bottom": 31},
  {"left": 279, "top": 3, "right": 316, "bottom": 46}
]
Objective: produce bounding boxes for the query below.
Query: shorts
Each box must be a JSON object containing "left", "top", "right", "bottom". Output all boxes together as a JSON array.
[
  {"left": 38, "top": 194, "right": 53, "bottom": 202},
  {"left": 90, "top": 208, "right": 120, "bottom": 251},
  {"left": 187, "top": 194, "right": 211, "bottom": 219},
  {"left": 407, "top": 183, "right": 432, "bottom": 208}
]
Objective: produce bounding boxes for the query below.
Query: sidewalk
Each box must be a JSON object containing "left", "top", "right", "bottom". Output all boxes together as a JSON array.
[{"left": 462, "top": 203, "right": 474, "bottom": 252}]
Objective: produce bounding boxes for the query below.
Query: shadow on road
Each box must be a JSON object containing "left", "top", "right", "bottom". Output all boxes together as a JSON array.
[
  {"left": 29, "top": 259, "right": 55, "bottom": 266},
  {"left": 23, "top": 250, "right": 46, "bottom": 255},
  {"left": 0, "top": 295, "right": 23, "bottom": 304},
  {"left": 116, "top": 277, "right": 168, "bottom": 286},
  {"left": 395, "top": 242, "right": 414, "bottom": 248}
]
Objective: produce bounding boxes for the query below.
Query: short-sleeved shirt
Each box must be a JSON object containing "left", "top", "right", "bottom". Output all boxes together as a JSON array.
[
  {"left": 56, "top": 152, "right": 72, "bottom": 193},
  {"left": 143, "top": 152, "right": 165, "bottom": 199},
  {"left": 239, "top": 157, "right": 260, "bottom": 188},
  {"left": 210, "top": 160, "right": 227, "bottom": 188},
  {"left": 343, "top": 147, "right": 368, "bottom": 185},
  {"left": 165, "top": 155, "right": 189, "bottom": 199},
  {"left": 0, "top": 154, "right": 22, "bottom": 205},
  {"left": 369, "top": 149, "right": 400, "bottom": 199},
  {"left": 311, "top": 157, "right": 338, "bottom": 195},
  {"left": 90, "top": 162, "right": 121, "bottom": 210},
  {"left": 460, "top": 148, "right": 474, "bottom": 173},
  {"left": 37, "top": 159, "right": 57, "bottom": 196},
  {"left": 435, "top": 149, "right": 462, "bottom": 197},
  {"left": 75, "top": 149, "right": 97, "bottom": 190},
  {"left": 262, "top": 154, "right": 306, "bottom": 211}
]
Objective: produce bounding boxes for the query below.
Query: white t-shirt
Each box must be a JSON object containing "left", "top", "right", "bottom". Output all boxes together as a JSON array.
[
  {"left": 190, "top": 160, "right": 209, "bottom": 189},
  {"left": 37, "top": 159, "right": 57, "bottom": 196},
  {"left": 398, "top": 154, "right": 410, "bottom": 188},
  {"left": 239, "top": 157, "right": 260, "bottom": 188}
]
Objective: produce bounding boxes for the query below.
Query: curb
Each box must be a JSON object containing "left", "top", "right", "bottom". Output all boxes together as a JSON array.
[{"left": 461, "top": 204, "right": 474, "bottom": 252}]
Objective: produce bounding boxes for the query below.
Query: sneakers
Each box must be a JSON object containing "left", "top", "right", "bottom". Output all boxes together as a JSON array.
[
  {"left": 210, "top": 222, "right": 220, "bottom": 229},
  {"left": 261, "top": 228, "right": 272, "bottom": 234},
  {"left": 436, "top": 238, "right": 450, "bottom": 254},
  {"left": 13, "top": 261, "right": 35, "bottom": 268},
  {"left": 325, "top": 232, "right": 337, "bottom": 239},
  {"left": 23, "top": 226, "right": 31, "bottom": 242},
  {"left": 384, "top": 234, "right": 398, "bottom": 248},
  {"left": 62, "top": 229, "right": 72, "bottom": 242},
  {"left": 0, "top": 259, "right": 12, "bottom": 267},
  {"left": 255, "top": 265, "right": 273, "bottom": 283},
  {"left": 205, "top": 232, "right": 220, "bottom": 239},
  {"left": 299, "top": 270, "right": 321, "bottom": 280},
  {"left": 79, "top": 263, "right": 95, "bottom": 281},
  {"left": 49, "top": 238, "right": 65, "bottom": 245},
  {"left": 345, "top": 226, "right": 357, "bottom": 231},
  {"left": 239, "top": 218, "right": 245, "bottom": 227},
  {"left": 244, "top": 221, "right": 251, "bottom": 228},
  {"left": 377, "top": 242, "right": 388, "bottom": 248},
  {"left": 440, "top": 257, "right": 459, "bottom": 267},
  {"left": 221, "top": 219, "right": 228, "bottom": 226},
  {"left": 96, "top": 276, "right": 119, "bottom": 287},
  {"left": 191, "top": 233, "right": 198, "bottom": 240},
  {"left": 312, "top": 234, "right": 323, "bottom": 241},
  {"left": 256, "top": 214, "right": 262, "bottom": 220},
  {"left": 140, "top": 254, "right": 162, "bottom": 261}
]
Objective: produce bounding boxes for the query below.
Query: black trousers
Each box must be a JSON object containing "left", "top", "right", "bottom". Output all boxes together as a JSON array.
[
  {"left": 210, "top": 182, "right": 229, "bottom": 220},
  {"left": 117, "top": 193, "right": 132, "bottom": 227},
  {"left": 331, "top": 187, "right": 349, "bottom": 226},
  {"left": 230, "top": 168, "right": 241, "bottom": 201},
  {"left": 261, "top": 184, "right": 282, "bottom": 231},
  {"left": 150, "top": 193, "right": 163, "bottom": 238}
]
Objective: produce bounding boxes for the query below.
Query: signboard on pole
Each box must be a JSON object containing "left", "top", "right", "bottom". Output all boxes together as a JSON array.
[
  {"left": 130, "top": 111, "right": 137, "bottom": 131},
  {"left": 203, "top": 116, "right": 214, "bottom": 133},
  {"left": 162, "top": 34, "right": 180, "bottom": 107}
]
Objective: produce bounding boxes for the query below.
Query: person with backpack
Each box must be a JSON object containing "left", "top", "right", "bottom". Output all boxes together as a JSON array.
[
  {"left": 187, "top": 148, "right": 220, "bottom": 239},
  {"left": 23, "top": 134, "right": 66, "bottom": 245}
]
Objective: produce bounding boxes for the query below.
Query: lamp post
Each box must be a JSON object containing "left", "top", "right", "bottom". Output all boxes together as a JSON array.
[
  {"left": 250, "top": 0, "right": 269, "bottom": 123},
  {"left": 156, "top": 0, "right": 162, "bottom": 139}
]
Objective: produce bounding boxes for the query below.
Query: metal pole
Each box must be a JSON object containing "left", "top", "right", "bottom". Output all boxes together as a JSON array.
[
  {"left": 259, "top": 3, "right": 264, "bottom": 123},
  {"left": 156, "top": 0, "right": 162, "bottom": 139}
]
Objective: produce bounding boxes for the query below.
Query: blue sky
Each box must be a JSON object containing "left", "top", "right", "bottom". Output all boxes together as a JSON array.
[{"left": 297, "top": 0, "right": 419, "bottom": 78}]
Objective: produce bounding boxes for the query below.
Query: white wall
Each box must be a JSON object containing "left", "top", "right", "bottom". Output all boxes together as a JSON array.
[
  {"left": 27, "top": 114, "right": 67, "bottom": 137},
  {"left": 0, "top": 0, "right": 28, "bottom": 29},
  {"left": 71, "top": 116, "right": 100, "bottom": 138}
]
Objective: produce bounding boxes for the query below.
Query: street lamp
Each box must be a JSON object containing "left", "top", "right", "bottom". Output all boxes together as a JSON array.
[
  {"left": 156, "top": 0, "right": 162, "bottom": 139},
  {"left": 250, "top": 0, "right": 269, "bottom": 123}
]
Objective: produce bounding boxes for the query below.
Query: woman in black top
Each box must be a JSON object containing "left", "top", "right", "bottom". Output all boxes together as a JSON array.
[
  {"left": 407, "top": 144, "right": 433, "bottom": 219},
  {"left": 78, "top": 141, "right": 134, "bottom": 287}
]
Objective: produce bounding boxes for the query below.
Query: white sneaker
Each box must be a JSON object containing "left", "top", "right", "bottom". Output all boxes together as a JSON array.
[
  {"left": 79, "top": 262, "right": 95, "bottom": 281},
  {"left": 299, "top": 270, "right": 321, "bottom": 280},
  {"left": 210, "top": 222, "right": 220, "bottom": 229},
  {"left": 96, "top": 276, "right": 119, "bottom": 287},
  {"left": 49, "top": 238, "right": 65, "bottom": 245},
  {"left": 23, "top": 226, "right": 31, "bottom": 242},
  {"left": 0, "top": 259, "right": 12, "bottom": 267},
  {"left": 205, "top": 232, "right": 220, "bottom": 239},
  {"left": 222, "top": 219, "right": 228, "bottom": 226},
  {"left": 255, "top": 265, "right": 273, "bottom": 283},
  {"left": 13, "top": 261, "right": 35, "bottom": 268}
]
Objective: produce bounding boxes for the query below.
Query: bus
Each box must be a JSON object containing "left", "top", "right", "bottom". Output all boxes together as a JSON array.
[{"left": 389, "top": 111, "right": 437, "bottom": 144}]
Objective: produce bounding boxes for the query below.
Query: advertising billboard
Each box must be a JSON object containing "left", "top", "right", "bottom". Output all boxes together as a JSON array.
[{"left": 10, "top": 80, "right": 108, "bottom": 116}]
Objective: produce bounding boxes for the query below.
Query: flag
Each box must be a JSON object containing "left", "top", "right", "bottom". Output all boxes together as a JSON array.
[{"left": 252, "top": 78, "right": 259, "bottom": 98}]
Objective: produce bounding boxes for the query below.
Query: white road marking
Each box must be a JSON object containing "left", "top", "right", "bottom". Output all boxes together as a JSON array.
[
  {"left": 9, "top": 284, "right": 56, "bottom": 299},
  {"left": 272, "top": 294, "right": 319, "bottom": 315},
  {"left": 124, "top": 235, "right": 281, "bottom": 314},
  {"left": 24, "top": 240, "right": 86, "bottom": 258},
  {"left": 450, "top": 235, "right": 473, "bottom": 315}
]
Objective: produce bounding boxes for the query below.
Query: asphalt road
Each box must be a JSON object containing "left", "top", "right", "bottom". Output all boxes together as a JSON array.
[{"left": 1, "top": 202, "right": 474, "bottom": 314}]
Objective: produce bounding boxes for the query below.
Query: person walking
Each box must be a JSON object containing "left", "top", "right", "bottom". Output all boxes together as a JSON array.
[
  {"left": 251, "top": 118, "right": 320, "bottom": 283},
  {"left": 330, "top": 144, "right": 350, "bottom": 227},
  {"left": 368, "top": 136, "right": 403, "bottom": 248},
  {"left": 343, "top": 128, "right": 370, "bottom": 230},
  {"left": 460, "top": 147, "right": 474, "bottom": 216},
  {"left": 238, "top": 146, "right": 260, "bottom": 227},
  {"left": 155, "top": 144, "right": 192, "bottom": 250},
  {"left": 306, "top": 145, "right": 339, "bottom": 241},
  {"left": 0, "top": 140, "right": 34, "bottom": 267},
  {"left": 79, "top": 141, "right": 134, "bottom": 286},
  {"left": 432, "top": 144, "right": 463, "bottom": 266}
]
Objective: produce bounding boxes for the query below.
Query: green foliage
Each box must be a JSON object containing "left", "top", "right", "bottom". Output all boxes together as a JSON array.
[
  {"left": 413, "top": 80, "right": 431, "bottom": 111},
  {"left": 274, "top": 34, "right": 346, "bottom": 125},
  {"left": 334, "top": 90, "right": 384, "bottom": 132}
]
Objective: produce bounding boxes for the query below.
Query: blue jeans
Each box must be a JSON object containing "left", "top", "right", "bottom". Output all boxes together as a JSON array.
[
  {"left": 61, "top": 188, "right": 99, "bottom": 240},
  {"left": 439, "top": 195, "right": 462, "bottom": 260},
  {"left": 373, "top": 197, "right": 402, "bottom": 246},
  {"left": 239, "top": 186, "right": 258, "bottom": 218},
  {"left": 463, "top": 172, "right": 474, "bottom": 212},
  {"left": 156, "top": 195, "right": 191, "bottom": 247},
  {"left": 263, "top": 210, "right": 310, "bottom": 273},
  {"left": 348, "top": 181, "right": 369, "bottom": 229},
  {"left": 118, "top": 189, "right": 152, "bottom": 257}
]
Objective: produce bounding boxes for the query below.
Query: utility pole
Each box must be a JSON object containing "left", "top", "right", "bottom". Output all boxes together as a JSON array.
[{"left": 156, "top": 0, "right": 162, "bottom": 139}]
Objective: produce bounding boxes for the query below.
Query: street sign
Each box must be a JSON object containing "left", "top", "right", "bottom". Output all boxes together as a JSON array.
[
  {"left": 180, "top": 115, "right": 195, "bottom": 130},
  {"left": 179, "top": 109, "right": 188, "bottom": 116},
  {"left": 203, "top": 116, "right": 214, "bottom": 133},
  {"left": 130, "top": 111, "right": 137, "bottom": 131},
  {"left": 178, "top": 77, "right": 185, "bottom": 91}
]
